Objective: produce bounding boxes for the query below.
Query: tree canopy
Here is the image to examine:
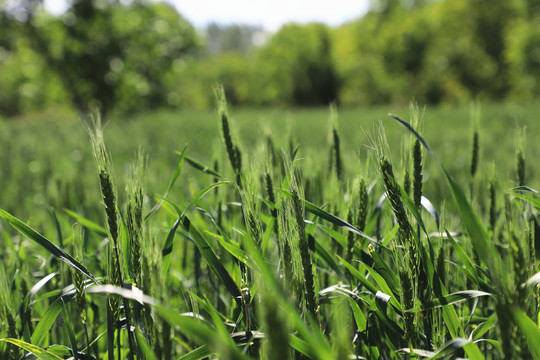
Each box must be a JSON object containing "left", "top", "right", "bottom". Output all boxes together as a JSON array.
[{"left": 1, "top": 0, "right": 540, "bottom": 117}]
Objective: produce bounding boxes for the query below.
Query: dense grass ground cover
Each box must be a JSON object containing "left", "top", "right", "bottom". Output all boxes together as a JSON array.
[{"left": 1, "top": 100, "right": 539, "bottom": 359}]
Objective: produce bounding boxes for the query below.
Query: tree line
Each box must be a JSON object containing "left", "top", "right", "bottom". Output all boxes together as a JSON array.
[{"left": 1, "top": 0, "right": 540, "bottom": 117}]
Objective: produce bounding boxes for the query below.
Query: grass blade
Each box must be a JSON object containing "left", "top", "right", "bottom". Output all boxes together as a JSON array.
[
  {"left": 160, "top": 181, "right": 231, "bottom": 265},
  {"left": 0, "top": 209, "right": 96, "bottom": 283},
  {"left": 181, "top": 216, "right": 244, "bottom": 306},
  {"left": 30, "top": 297, "right": 63, "bottom": 347},
  {"left": 406, "top": 290, "right": 492, "bottom": 312},
  {"left": 0, "top": 338, "right": 62, "bottom": 360},
  {"left": 178, "top": 345, "right": 212, "bottom": 360},
  {"left": 64, "top": 209, "right": 108, "bottom": 238},
  {"left": 512, "top": 307, "right": 540, "bottom": 359},
  {"left": 144, "top": 146, "right": 187, "bottom": 222},
  {"left": 183, "top": 154, "right": 223, "bottom": 178},
  {"left": 135, "top": 328, "right": 159, "bottom": 360}
]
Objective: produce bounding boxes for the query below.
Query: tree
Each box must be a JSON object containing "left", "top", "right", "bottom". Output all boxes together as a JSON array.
[
  {"left": 1, "top": 0, "right": 197, "bottom": 116},
  {"left": 253, "top": 23, "right": 339, "bottom": 106}
]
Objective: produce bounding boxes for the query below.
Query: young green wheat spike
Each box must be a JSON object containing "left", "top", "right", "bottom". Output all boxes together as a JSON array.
[
  {"left": 516, "top": 127, "right": 526, "bottom": 187},
  {"left": 215, "top": 85, "right": 242, "bottom": 187},
  {"left": 127, "top": 150, "right": 146, "bottom": 284},
  {"left": 292, "top": 187, "right": 318, "bottom": 321},
  {"left": 469, "top": 102, "right": 481, "bottom": 181},
  {"left": 330, "top": 104, "right": 343, "bottom": 179},
  {"left": 357, "top": 179, "right": 368, "bottom": 233},
  {"left": 409, "top": 102, "right": 423, "bottom": 211}
]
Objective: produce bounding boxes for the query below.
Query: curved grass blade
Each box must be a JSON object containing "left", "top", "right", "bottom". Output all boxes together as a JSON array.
[
  {"left": 470, "top": 313, "right": 497, "bottom": 341},
  {"left": 205, "top": 231, "right": 254, "bottom": 269},
  {"left": 389, "top": 113, "right": 438, "bottom": 160},
  {"left": 289, "top": 335, "right": 317, "bottom": 359},
  {"left": 64, "top": 209, "right": 108, "bottom": 238},
  {"left": 0, "top": 338, "right": 63, "bottom": 360},
  {"left": 144, "top": 146, "right": 187, "bottom": 222},
  {"left": 153, "top": 303, "right": 249, "bottom": 360},
  {"left": 445, "top": 230, "right": 483, "bottom": 285},
  {"left": 178, "top": 345, "right": 212, "bottom": 360},
  {"left": 284, "top": 192, "right": 377, "bottom": 243},
  {"left": 87, "top": 284, "right": 154, "bottom": 305},
  {"left": 511, "top": 186, "right": 539, "bottom": 193},
  {"left": 183, "top": 154, "right": 223, "bottom": 178},
  {"left": 405, "top": 290, "right": 492, "bottom": 313},
  {"left": 523, "top": 271, "right": 540, "bottom": 288},
  {"left": 347, "top": 297, "right": 367, "bottom": 332},
  {"left": 28, "top": 273, "right": 57, "bottom": 301},
  {"left": 399, "top": 185, "right": 429, "bottom": 237},
  {"left": 318, "top": 224, "right": 391, "bottom": 252},
  {"left": 338, "top": 255, "right": 377, "bottom": 293},
  {"left": 197, "top": 207, "right": 257, "bottom": 269},
  {"left": 421, "top": 196, "right": 439, "bottom": 229},
  {"left": 181, "top": 216, "right": 244, "bottom": 307},
  {"left": 310, "top": 234, "right": 346, "bottom": 281},
  {"left": 162, "top": 216, "right": 182, "bottom": 274},
  {"left": 190, "top": 293, "right": 235, "bottom": 348},
  {"left": 511, "top": 192, "right": 540, "bottom": 210},
  {"left": 31, "top": 298, "right": 63, "bottom": 347},
  {"left": 473, "top": 339, "right": 502, "bottom": 354},
  {"left": 369, "top": 251, "right": 400, "bottom": 296},
  {"left": 61, "top": 301, "right": 80, "bottom": 360},
  {"left": 0, "top": 209, "right": 97, "bottom": 283},
  {"left": 318, "top": 284, "right": 364, "bottom": 304},
  {"left": 428, "top": 337, "right": 484, "bottom": 360},
  {"left": 512, "top": 307, "right": 540, "bottom": 359},
  {"left": 396, "top": 348, "right": 435, "bottom": 358},
  {"left": 135, "top": 328, "right": 158, "bottom": 360},
  {"left": 160, "top": 181, "right": 231, "bottom": 274}
]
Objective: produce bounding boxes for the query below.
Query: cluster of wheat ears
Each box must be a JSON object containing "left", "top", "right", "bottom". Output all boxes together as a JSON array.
[{"left": 1, "top": 90, "right": 539, "bottom": 359}]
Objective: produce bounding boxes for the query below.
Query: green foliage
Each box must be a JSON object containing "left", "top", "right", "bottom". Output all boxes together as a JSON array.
[
  {"left": 1, "top": 100, "right": 540, "bottom": 359},
  {"left": 252, "top": 23, "right": 339, "bottom": 105},
  {"left": 4, "top": 1, "right": 540, "bottom": 114},
  {"left": 0, "top": 0, "right": 197, "bottom": 116}
]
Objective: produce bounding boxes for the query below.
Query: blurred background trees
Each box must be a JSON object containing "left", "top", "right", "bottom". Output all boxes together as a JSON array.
[
  {"left": 0, "top": 0, "right": 197, "bottom": 116},
  {"left": 1, "top": 0, "right": 540, "bottom": 117}
]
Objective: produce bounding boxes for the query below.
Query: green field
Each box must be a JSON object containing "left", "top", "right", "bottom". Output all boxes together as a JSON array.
[{"left": 1, "top": 102, "right": 539, "bottom": 359}]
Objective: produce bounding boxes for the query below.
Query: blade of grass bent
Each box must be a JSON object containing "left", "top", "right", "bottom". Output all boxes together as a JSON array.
[
  {"left": 512, "top": 307, "right": 540, "bottom": 359},
  {"left": 160, "top": 181, "right": 231, "bottom": 274},
  {"left": 406, "top": 290, "right": 492, "bottom": 312},
  {"left": 178, "top": 345, "right": 212, "bottom": 360},
  {"left": 181, "top": 216, "right": 244, "bottom": 307},
  {"left": 283, "top": 191, "right": 378, "bottom": 244},
  {"left": 64, "top": 209, "right": 108, "bottom": 238},
  {"left": 0, "top": 209, "right": 96, "bottom": 283},
  {"left": 61, "top": 301, "right": 80, "bottom": 360},
  {"left": 183, "top": 154, "right": 223, "bottom": 178},
  {"left": 0, "top": 338, "right": 62, "bottom": 360},
  {"left": 31, "top": 298, "right": 63, "bottom": 347},
  {"left": 135, "top": 328, "right": 159, "bottom": 360},
  {"left": 144, "top": 146, "right": 187, "bottom": 222}
]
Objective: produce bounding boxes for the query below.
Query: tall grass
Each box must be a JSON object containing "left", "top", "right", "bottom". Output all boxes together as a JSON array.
[{"left": 0, "top": 99, "right": 539, "bottom": 359}]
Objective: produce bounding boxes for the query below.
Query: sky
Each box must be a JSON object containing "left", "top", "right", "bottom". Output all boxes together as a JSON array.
[{"left": 44, "top": 0, "right": 370, "bottom": 31}]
